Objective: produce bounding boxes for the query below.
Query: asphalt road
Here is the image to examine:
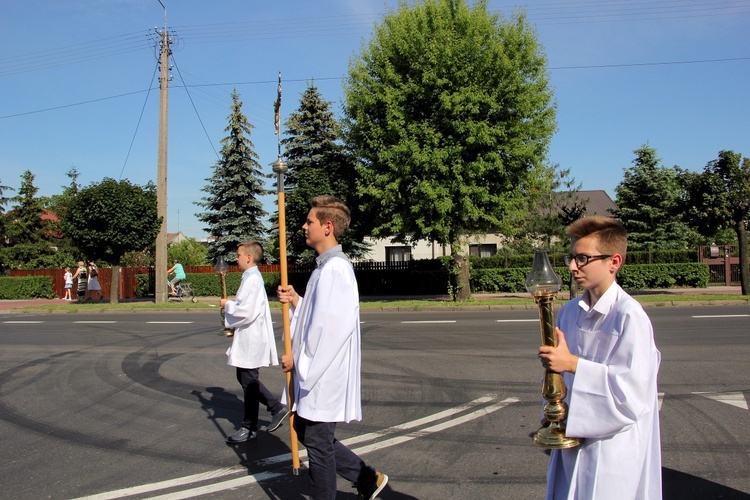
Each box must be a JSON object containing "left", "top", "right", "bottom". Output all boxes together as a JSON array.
[{"left": 0, "top": 306, "right": 748, "bottom": 499}]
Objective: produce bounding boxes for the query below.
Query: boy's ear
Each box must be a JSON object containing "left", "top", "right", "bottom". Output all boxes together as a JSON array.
[{"left": 610, "top": 253, "right": 624, "bottom": 273}]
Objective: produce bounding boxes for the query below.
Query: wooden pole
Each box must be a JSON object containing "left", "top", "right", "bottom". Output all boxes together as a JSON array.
[{"left": 273, "top": 72, "right": 300, "bottom": 475}]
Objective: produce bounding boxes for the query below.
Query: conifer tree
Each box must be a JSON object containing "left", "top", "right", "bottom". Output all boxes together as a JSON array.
[
  {"left": 0, "top": 170, "right": 60, "bottom": 270},
  {"left": 615, "top": 144, "right": 699, "bottom": 250},
  {"left": 278, "top": 82, "right": 367, "bottom": 263},
  {"left": 196, "top": 90, "right": 269, "bottom": 262}
]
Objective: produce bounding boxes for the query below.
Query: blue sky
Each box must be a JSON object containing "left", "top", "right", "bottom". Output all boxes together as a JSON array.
[{"left": 1, "top": 0, "right": 748, "bottom": 239}]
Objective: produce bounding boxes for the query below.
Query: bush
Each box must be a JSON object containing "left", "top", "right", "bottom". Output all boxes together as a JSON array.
[
  {"left": 626, "top": 249, "right": 698, "bottom": 264},
  {"left": 618, "top": 263, "right": 709, "bottom": 289},
  {"left": 0, "top": 276, "right": 55, "bottom": 299},
  {"left": 470, "top": 263, "right": 709, "bottom": 293},
  {"left": 471, "top": 267, "right": 571, "bottom": 293}
]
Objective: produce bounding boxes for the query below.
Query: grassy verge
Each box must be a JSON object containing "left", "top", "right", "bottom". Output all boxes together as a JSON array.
[{"left": 13, "top": 293, "right": 748, "bottom": 313}]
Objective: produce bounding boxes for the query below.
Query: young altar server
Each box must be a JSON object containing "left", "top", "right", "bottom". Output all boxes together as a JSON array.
[
  {"left": 277, "top": 195, "right": 388, "bottom": 500},
  {"left": 538, "top": 216, "right": 662, "bottom": 499},
  {"left": 221, "top": 241, "right": 288, "bottom": 444}
]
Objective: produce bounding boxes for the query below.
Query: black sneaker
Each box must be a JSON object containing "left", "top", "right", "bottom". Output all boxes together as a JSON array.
[
  {"left": 357, "top": 471, "right": 388, "bottom": 499},
  {"left": 265, "top": 406, "right": 290, "bottom": 433},
  {"left": 225, "top": 427, "right": 256, "bottom": 444}
]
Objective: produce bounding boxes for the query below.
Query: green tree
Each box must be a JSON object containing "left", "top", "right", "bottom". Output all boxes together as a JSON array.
[
  {"left": 62, "top": 178, "right": 161, "bottom": 303},
  {"left": 167, "top": 238, "right": 208, "bottom": 266},
  {"left": 278, "top": 82, "right": 368, "bottom": 263},
  {"left": 615, "top": 145, "right": 700, "bottom": 251},
  {"left": 196, "top": 90, "right": 269, "bottom": 263},
  {"left": 0, "top": 170, "right": 63, "bottom": 270},
  {"left": 0, "top": 178, "right": 13, "bottom": 214},
  {"left": 523, "top": 165, "right": 584, "bottom": 251},
  {"left": 40, "top": 166, "right": 82, "bottom": 266},
  {"left": 344, "top": 0, "right": 556, "bottom": 300},
  {"left": 0, "top": 178, "right": 15, "bottom": 271},
  {"left": 681, "top": 150, "right": 750, "bottom": 295}
]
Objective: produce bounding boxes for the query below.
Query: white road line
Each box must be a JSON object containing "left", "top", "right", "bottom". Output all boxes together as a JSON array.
[
  {"left": 73, "top": 394, "right": 514, "bottom": 499},
  {"left": 73, "top": 467, "right": 248, "bottom": 500},
  {"left": 146, "top": 472, "right": 284, "bottom": 500},
  {"left": 146, "top": 321, "right": 194, "bottom": 324},
  {"left": 496, "top": 319, "right": 538, "bottom": 323},
  {"left": 3, "top": 320, "right": 45, "bottom": 324},
  {"left": 185, "top": 398, "right": 520, "bottom": 499},
  {"left": 74, "top": 321, "right": 118, "bottom": 324},
  {"left": 401, "top": 320, "right": 456, "bottom": 324},
  {"left": 691, "top": 314, "right": 749, "bottom": 318},
  {"left": 693, "top": 391, "right": 749, "bottom": 410}
]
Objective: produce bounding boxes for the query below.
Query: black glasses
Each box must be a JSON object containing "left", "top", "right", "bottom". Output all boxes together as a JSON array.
[{"left": 564, "top": 254, "right": 612, "bottom": 267}]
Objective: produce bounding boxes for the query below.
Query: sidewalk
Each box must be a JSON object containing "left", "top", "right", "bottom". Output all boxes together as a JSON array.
[{"left": 0, "top": 286, "right": 744, "bottom": 312}]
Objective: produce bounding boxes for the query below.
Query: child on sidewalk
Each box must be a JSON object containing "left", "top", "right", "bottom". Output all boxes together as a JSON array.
[
  {"left": 538, "top": 216, "right": 661, "bottom": 499},
  {"left": 63, "top": 267, "right": 73, "bottom": 300},
  {"left": 221, "top": 241, "right": 288, "bottom": 444}
]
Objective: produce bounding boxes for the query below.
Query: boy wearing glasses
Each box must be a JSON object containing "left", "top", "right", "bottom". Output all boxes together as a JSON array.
[{"left": 538, "top": 216, "right": 662, "bottom": 499}]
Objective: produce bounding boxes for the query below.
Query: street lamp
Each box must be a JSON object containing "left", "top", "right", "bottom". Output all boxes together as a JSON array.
[{"left": 526, "top": 250, "right": 582, "bottom": 449}]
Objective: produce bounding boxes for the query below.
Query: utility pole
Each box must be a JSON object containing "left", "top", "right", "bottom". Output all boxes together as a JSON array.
[{"left": 154, "top": 8, "right": 171, "bottom": 304}]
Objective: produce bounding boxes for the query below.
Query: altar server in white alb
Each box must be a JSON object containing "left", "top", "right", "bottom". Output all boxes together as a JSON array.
[
  {"left": 538, "top": 216, "right": 662, "bottom": 500},
  {"left": 277, "top": 195, "right": 388, "bottom": 500},
  {"left": 221, "top": 241, "right": 288, "bottom": 444}
]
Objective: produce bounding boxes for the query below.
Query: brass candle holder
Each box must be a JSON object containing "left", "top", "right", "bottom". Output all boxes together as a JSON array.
[
  {"left": 215, "top": 255, "right": 235, "bottom": 337},
  {"left": 526, "top": 250, "right": 582, "bottom": 449}
]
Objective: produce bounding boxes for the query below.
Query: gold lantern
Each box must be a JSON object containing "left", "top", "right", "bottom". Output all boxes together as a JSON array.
[{"left": 526, "top": 250, "right": 582, "bottom": 449}]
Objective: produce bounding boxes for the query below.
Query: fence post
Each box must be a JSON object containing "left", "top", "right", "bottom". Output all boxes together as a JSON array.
[{"left": 724, "top": 245, "right": 732, "bottom": 286}]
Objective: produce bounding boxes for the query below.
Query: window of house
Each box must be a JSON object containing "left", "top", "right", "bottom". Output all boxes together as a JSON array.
[
  {"left": 386, "top": 246, "right": 411, "bottom": 262},
  {"left": 469, "top": 244, "right": 497, "bottom": 258}
]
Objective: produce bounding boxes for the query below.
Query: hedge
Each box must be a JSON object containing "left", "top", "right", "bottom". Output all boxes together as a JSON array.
[
  {"left": 470, "top": 263, "right": 709, "bottom": 293},
  {"left": 470, "top": 249, "right": 697, "bottom": 269},
  {"left": 0, "top": 276, "right": 55, "bottom": 299},
  {"left": 136, "top": 272, "right": 280, "bottom": 298}
]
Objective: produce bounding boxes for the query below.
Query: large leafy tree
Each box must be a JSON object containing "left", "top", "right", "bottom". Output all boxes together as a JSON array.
[
  {"left": 681, "top": 150, "right": 750, "bottom": 295},
  {"left": 167, "top": 238, "right": 209, "bottom": 266},
  {"left": 615, "top": 145, "right": 700, "bottom": 250},
  {"left": 196, "top": 90, "right": 269, "bottom": 263},
  {"left": 62, "top": 178, "right": 161, "bottom": 303},
  {"left": 278, "top": 82, "right": 367, "bottom": 263},
  {"left": 344, "top": 0, "right": 556, "bottom": 300}
]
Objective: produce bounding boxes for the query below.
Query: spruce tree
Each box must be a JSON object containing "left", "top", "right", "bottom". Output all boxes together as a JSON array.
[
  {"left": 0, "top": 170, "right": 60, "bottom": 270},
  {"left": 615, "top": 144, "right": 699, "bottom": 250},
  {"left": 278, "top": 82, "right": 367, "bottom": 263},
  {"left": 196, "top": 90, "right": 269, "bottom": 263}
]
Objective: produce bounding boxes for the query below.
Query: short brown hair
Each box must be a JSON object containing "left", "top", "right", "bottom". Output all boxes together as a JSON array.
[
  {"left": 238, "top": 241, "right": 263, "bottom": 263},
  {"left": 566, "top": 216, "right": 627, "bottom": 261},
  {"left": 311, "top": 195, "right": 350, "bottom": 240}
]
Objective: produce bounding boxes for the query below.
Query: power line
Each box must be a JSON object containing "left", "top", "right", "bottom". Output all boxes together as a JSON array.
[
  {"left": 2, "top": 55, "right": 746, "bottom": 120},
  {"left": 550, "top": 56, "right": 750, "bottom": 70},
  {"left": 170, "top": 53, "right": 219, "bottom": 160},
  {"left": 0, "top": 89, "right": 152, "bottom": 119},
  {"left": 119, "top": 64, "right": 159, "bottom": 181}
]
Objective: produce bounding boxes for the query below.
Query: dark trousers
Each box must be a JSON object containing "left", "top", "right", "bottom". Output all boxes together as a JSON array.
[
  {"left": 295, "top": 416, "right": 376, "bottom": 500},
  {"left": 236, "top": 367, "right": 283, "bottom": 432}
]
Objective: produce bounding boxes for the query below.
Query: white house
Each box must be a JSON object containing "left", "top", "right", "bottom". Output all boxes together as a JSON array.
[{"left": 359, "top": 190, "right": 618, "bottom": 262}]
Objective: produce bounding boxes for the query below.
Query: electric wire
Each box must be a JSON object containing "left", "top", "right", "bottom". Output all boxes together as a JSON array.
[
  {"left": 170, "top": 53, "right": 220, "bottom": 160},
  {"left": 0, "top": 0, "right": 747, "bottom": 120},
  {"left": 119, "top": 63, "right": 159, "bottom": 181}
]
